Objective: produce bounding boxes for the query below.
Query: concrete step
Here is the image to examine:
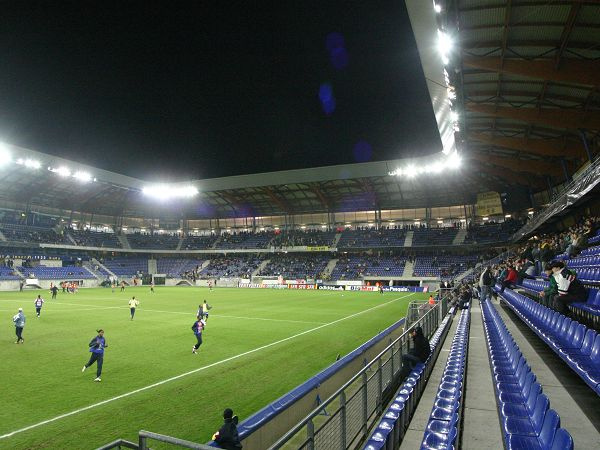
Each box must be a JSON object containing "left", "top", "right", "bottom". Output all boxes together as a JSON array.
[{"left": 403, "top": 231, "right": 414, "bottom": 247}]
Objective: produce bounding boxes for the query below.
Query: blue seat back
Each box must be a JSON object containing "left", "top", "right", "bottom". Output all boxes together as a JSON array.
[
  {"left": 551, "top": 428, "right": 574, "bottom": 450},
  {"left": 539, "top": 409, "right": 560, "bottom": 447}
]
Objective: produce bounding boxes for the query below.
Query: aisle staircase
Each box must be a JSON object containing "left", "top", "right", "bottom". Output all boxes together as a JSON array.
[
  {"left": 452, "top": 229, "right": 467, "bottom": 245},
  {"left": 331, "top": 233, "right": 342, "bottom": 248},
  {"left": 322, "top": 258, "right": 338, "bottom": 279},
  {"left": 402, "top": 260, "right": 415, "bottom": 277},
  {"left": 91, "top": 258, "right": 117, "bottom": 279},
  {"left": 252, "top": 259, "right": 270, "bottom": 277},
  {"left": 117, "top": 234, "right": 131, "bottom": 249},
  {"left": 0, "top": 229, "right": 6, "bottom": 241},
  {"left": 403, "top": 231, "right": 414, "bottom": 247}
]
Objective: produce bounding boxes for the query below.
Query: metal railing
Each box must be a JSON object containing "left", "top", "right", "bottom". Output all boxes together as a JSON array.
[
  {"left": 512, "top": 155, "right": 600, "bottom": 241},
  {"left": 96, "top": 430, "right": 215, "bottom": 450},
  {"left": 268, "top": 296, "right": 449, "bottom": 450}
]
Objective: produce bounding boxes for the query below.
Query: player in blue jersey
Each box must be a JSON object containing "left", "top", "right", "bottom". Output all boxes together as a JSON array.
[
  {"left": 82, "top": 329, "right": 108, "bottom": 381},
  {"left": 192, "top": 318, "right": 205, "bottom": 354},
  {"left": 34, "top": 295, "right": 45, "bottom": 317}
]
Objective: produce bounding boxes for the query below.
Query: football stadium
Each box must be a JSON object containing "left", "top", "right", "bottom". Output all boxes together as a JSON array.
[{"left": 1, "top": 1, "right": 600, "bottom": 449}]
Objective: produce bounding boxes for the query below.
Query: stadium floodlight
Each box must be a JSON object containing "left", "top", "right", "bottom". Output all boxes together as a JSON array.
[
  {"left": 0, "top": 143, "right": 11, "bottom": 166},
  {"left": 483, "top": 217, "right": 489, "bottom": 221},
  {"left": 447, "top": 152, "right": 461, "bottom": 169},
  {"left": 142, "top": 184, "right": 199, "bottom": 200},
  {"left": 505, "top": 214, "right": 512, "bottom": 218},
  {"left": 405, "top": 165, "right": 417, "bottom": 178},
  {"left": 434, "top": 3, "right": 442, "bottom": 13},
  {"left": 52, "top": 166, "right": 72, "bottom": 177},
  {"left": 17, "top": 158, "right": 41, "bottom": 169},
  {"left": 450, "top": 111, "right": 459, "bottom": 122},
  {"left": 73, "top": 171, "right": 92, "bottom": 182},
  {"left": 437, "top": 30, "right": 452, "bottom": 65}
]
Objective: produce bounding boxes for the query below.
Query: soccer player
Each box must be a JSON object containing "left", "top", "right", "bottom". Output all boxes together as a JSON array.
[
  {"left": 128, "top": 296, "right": 140, "bottom": 320},
  {"left": 13, "top": 308, "right": 25, "bottom": 343},
  {"left": 50, "top": 284, "right": 58, "bottom": 299},
  {"left": 150, "top": 281, "right": 155, "bottom": 294},
  {"left": 202, "top": 299, "right": 211, "bottom": 322},
  {"left": 120, "top": 280, "right": 126, "bottom": 292},
  {"left": 34, "top": 295, "right": 45, "bottom": 317},
  {"left": 208, "top": 280, "right": 213, "bottom": 291},
  {"left": 191, "top": 317, "right": 204, "bottom": 354},
  {"left": 82, "top": 329, "right": 108, "bottom": 382}
]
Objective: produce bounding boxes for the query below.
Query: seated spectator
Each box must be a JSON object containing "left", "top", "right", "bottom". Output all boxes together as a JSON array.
[
  {"left": 550, "top": 261, "right": 587, "bottom": 316},
  {"left": 538, "top": 264, "right": 557, "bottom": 308},
  {"left": 399, "top": 326, "right": 430, "bottom": 381},
  {"left": 500, "top": 265, "right": 518, "bottom": 293}
]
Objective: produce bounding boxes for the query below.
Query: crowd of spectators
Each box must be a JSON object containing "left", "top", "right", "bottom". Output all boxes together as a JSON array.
[
  {"left": 270, "top": 229, "right": 337, "bottom": 248},
  {"left": 200, "top": 255, "right": 262, "bottom": 279},
  {"left": 337, "top": 228, "right": 406, "bottom": 248},
  {"left": 216, "top": 231, "right": 273, "bottom": 249},
  {"left": 258, "top": 254, "right": 330, "bottom": 279}
]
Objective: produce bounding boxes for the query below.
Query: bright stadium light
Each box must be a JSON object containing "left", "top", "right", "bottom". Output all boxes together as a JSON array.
[
  {"left": 17, "top": 158, "right": 41, "bottom": 169},
  {"left": 73, "top": 171, "right": 92, "bottom": 182},
  {"left": 447, "top": 152, "right": 461, "bottom": 169},
  {"left": 0, "top": 143, "right": 11, "bottom": 166},
  {"left": 437, "top": 30, "right": 452, "bottom": 65},
  {"left": 450, "top": 111, "right": 459, "bottom": 122},
  {"left": 434, "top": 3, "right": 442, "bottom": 13},
  {"left": 142, "top": 184, "right": 199, "bottom": 200},
  {"left": 55, "top": 166, "right": 72, "bottom": 177}
]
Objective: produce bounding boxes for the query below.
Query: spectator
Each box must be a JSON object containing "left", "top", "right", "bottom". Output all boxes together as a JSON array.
[
  {"left": 550, "top": 261, "right": 587, "bottom": 315},
  {"left": 538, "top": 264, "right": 557, "bottom": 308},
  {"left": 479, "top": 266, "right": 493, "bottom": 302},
  {"left": 399, "top": 326, "right": 430, "bottom": 380},
  {"left": 212, "top": 408, "right": 242, "bottom": 450},
  {"left": 13, "top": 307, "right": 25, "bottom": 343}
]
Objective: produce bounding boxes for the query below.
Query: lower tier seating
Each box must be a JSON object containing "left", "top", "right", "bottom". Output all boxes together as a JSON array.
[
  {"left": 497, "top": 287, "right": 600, "bottom": 397},
  {"left": 420, "top": 307, "right": 471, "bottom": 450},
  {"left": 481, "top": 299, "right": 574, "bottom": 449},
  {"left": 363, "top": 310, "right": 455, "bottom": 449}
]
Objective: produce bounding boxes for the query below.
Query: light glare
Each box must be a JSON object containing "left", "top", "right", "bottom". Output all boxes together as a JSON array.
[{"left": 142, "top": 184, "right": 199, "bottom": 200}]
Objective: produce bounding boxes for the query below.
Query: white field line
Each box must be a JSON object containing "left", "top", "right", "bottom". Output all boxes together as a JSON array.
[
  {"left": 1, "top": 300, "right": 328, "bottom": 325},
  {"left": 0, "top": 293, "right": 414, "bottom": 440}
]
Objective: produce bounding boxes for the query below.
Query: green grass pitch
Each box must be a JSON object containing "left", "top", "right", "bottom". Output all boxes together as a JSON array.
[{"left": 0, "top": 286, "right": 424, "bottom": 449}]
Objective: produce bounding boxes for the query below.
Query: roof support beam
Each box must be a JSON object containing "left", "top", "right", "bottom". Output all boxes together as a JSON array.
[
  {"left": 468, "top": 152, "right": 563, "bottom": 177},
  {"left": 468, "top": 132, "right": 586, "bottom": 159},
  {"left": 555, "top": 3, "right": 581, "bottom": 69},
  {"left": 466, "top": 103, "right": 600, "bottom": 131},
  {"left": 462, "top": 56, "right": 600, "bottom": 87},
  {"left": 308, "top": 183, "right": 330, "bottom": 211},
  {"left": 261, "top": 187, "right": 291, "bottom": 215},
  {"left": 474, "top": 164, "right": 544, "bottom": 189}
]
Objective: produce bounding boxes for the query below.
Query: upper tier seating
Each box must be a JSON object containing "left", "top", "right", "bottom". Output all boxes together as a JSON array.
[
  {"left": 464, "top": 221, "right": 521, "bottom": 245},
  {"left": 216, "top": 231, "right": 273, "bottom": 249},
  {"left": 412, "top": 228, "right": 459, "bottom": 246},
  {"left": 20, "top": 266, "right": 95, "bottom": 279},
  {"left": 69, "top": 229, "right": 121, "bottom": 248},
  {"left": 127, "top": 233, "right": 180, "bottom": 249},
  {"left": 338, "top": 228, "right": 406, "bottom": 248},
  {"left": 271, "top": 230, "right": 337, "bottom": 248},
  {"left": 259, "top": 254, "right": 330, "bottom": 279},
  {"left": 181, "top": 234, "right": 218, "bottom": 250},
  {"left": 0, "top": 224, "right": 70, "bottom": 245},
  {"left": 481, "top": 298, "right": 574, "bottom": 449}
]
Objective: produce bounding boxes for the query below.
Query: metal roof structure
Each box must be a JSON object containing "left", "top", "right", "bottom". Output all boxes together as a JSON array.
[
  {"left": 447, "top": 0, "right": 599, "bottom": 189},
  {"left": 0, "top": 144, "right": 485, "bottom": 220}
]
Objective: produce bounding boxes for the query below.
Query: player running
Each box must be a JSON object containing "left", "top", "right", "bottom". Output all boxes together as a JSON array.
[
  {"left": 128, "top": 296, "right": 140, "bottom": 320},
  {"left": 192, "top": 317, "right": 205, "bottom": 354},
  {"left": 50, "top": 284, "right": 58, "bottom": 299},
  {"left": 150, "top": 281, "right": 155, "bottom": 294},
  {"left": 82, "top": 329, "right": 108, "bottom": 382},
  {"left": 34, "top": 295, "right": 45, "bottom": 317}
]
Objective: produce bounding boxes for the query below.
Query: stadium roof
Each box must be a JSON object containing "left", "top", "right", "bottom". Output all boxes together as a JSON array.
[
  {"left": 0, "top": 144, "right": 496, "bottom": 220},
  {"left": 448, "top": 0, "right": 599, "bottom": 188}
]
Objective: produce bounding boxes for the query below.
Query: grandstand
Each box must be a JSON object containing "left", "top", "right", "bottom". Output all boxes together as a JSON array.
[{"left": 1, "top": 0, "right": 600, "bottom": 449}]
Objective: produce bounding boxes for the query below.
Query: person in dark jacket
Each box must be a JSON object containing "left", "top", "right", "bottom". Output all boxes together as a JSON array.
[
  {"left": 82, "top": 329, "right": 108, "bottom": 382},
  {"left": 212, "top": 408, "right": 242, "bottom": 450},
  {"left": 399, "top": 326, "right": 431, "bottom": 380}
]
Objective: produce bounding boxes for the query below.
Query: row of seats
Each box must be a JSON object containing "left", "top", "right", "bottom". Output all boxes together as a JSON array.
[
  {"left": 363, "top": 311, "right": 454, "bottom": 450},
  {"left": 420, "top": 307, "right": 471, "bottom": 450},
  {"left": 481, "top": 298, "right": 573, "bottom": 449},
  {"left": 581, "top": 246, "right": 600, "bottom": 256},
  {"left": 498, "top": 288, "right": 600, "bottom": 397}
]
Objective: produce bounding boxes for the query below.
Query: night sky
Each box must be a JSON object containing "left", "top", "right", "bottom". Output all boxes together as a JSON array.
[{"left": 0, "top": 1, "right": 441, "bottom": 181}]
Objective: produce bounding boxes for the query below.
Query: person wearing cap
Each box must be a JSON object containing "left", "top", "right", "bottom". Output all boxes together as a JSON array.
[
  {"left": 12, "top": 307, "right": 26, "bottom": 343},
  {"left": 212, "top": 408, "right": 242, "bottom": 449},
  {"left": 399, "top": 326, "right": 431, "bottom": 380},
  {"left": 82, "top": 329, "right": 108, "bottom": 382}
]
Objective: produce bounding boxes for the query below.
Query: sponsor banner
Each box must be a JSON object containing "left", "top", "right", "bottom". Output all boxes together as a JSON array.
[
  {"left": 383, "top": 286, "right": 426, "bottom": 293},
  {"left": 307, "top": 246, "right": 330, "bottom": 251},
  {"left": 476, "top": 191, "right": 503, "bottom": 216},
  {"left": 238, "top": 283, "right": 288, "bottom": 289},
  {"left": 287, "top": 284, "right": 316, "bottom": 290},
  {"left": 317, "top": 285, "right": 344, "bottom": 291}
]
